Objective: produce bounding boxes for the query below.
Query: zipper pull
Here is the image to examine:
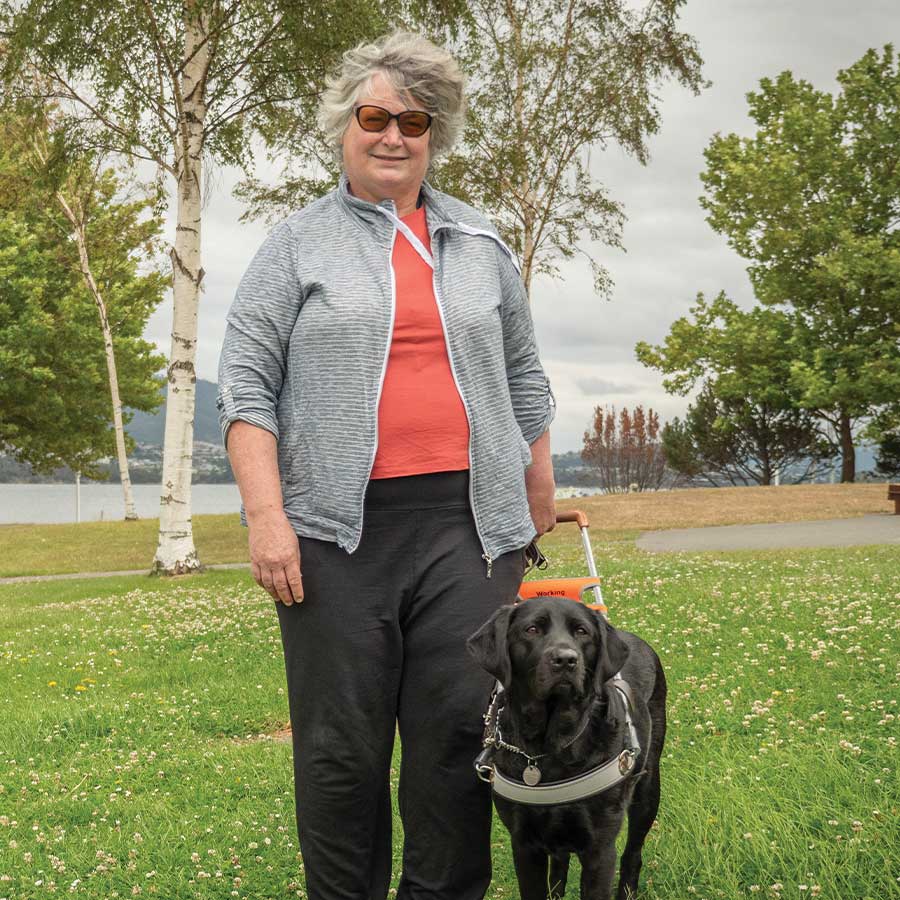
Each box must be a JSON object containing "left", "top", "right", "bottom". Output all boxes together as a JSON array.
[{"left": 482, "top": 552, "right": 493, "bottom": 579}]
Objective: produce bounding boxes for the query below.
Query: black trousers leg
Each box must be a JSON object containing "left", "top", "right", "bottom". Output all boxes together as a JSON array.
[
  {"left": 276, "top": 524, "right": 408, "bottom": 900},
  {"left": 396, "top": 503, "right": 525, "bottom": 900}
]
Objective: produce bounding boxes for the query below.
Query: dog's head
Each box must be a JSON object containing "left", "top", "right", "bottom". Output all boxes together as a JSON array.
[{"left": 467, "top": 597, "right": 629, "bottom": 700}]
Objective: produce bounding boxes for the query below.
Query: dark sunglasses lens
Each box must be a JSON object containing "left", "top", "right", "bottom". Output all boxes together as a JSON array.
[
  {"left": 398, "top": 112, "right": 430, "bottom": 136},
  {"left": 358, "top": 106, "right": 390, "bottom": 131}
]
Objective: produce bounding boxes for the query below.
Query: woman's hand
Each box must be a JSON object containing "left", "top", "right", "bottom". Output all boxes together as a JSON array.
[
  {"left": 226, "top": 421, "right": 303, "bottom": 605},
  {"left": 525, "top": 430, "right": 556, "bottom": 538},
  {"left": 248, "top": 512, "right": 304, "bottom": 605}
]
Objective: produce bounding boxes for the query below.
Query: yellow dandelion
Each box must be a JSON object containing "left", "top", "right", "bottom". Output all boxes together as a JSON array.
[
  {"left": 47, "top": 681, "right": 57, "bottom": 687},
  {"left": 75, "top": 685, "right": 87, "bottom": 692}
]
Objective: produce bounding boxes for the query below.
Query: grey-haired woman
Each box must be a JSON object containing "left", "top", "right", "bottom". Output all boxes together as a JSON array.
[{"left": 217, "top": 30, "right": 556, "bottom": 900}]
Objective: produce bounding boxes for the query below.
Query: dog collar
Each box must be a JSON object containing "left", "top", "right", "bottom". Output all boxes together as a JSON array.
[{"left": 480, "top": 675, "right": 642, "bottom": 806}]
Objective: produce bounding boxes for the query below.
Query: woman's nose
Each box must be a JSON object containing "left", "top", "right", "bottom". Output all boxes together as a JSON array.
[{"left": 380, "top": 120, "right": 404, "bottom": 146}]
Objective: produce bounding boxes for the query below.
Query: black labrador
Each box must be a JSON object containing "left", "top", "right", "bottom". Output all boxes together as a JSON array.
[{"left": 467, "top": 597, "right": 666, "bottom": 900}]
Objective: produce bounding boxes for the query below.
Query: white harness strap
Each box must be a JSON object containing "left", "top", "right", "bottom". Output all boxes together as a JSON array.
[{"left": 490, "top": 677, "right": 641, "bottom": 806}]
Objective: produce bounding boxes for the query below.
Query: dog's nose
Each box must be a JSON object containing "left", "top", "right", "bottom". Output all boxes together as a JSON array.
[{"left": 549, "top": 647, "right": 578, "bottom": 671}]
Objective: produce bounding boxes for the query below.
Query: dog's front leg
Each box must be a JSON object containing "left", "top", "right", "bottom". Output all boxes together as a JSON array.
[
  {"left": 578, "top": 842, "right": 617, "bottom": 900},
  {"left": 511, "top": 841, "right": 551, "bottom": 900}
]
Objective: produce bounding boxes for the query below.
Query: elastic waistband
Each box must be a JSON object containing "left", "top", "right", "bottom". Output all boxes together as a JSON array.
[{"left": 365, "top": 470, "right": 470, "bottom": 510}]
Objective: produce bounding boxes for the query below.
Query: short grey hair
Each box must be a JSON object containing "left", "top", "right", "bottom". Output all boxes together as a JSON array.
[{"left": 319, "top": 31, "right": 466, "bottom": 166}]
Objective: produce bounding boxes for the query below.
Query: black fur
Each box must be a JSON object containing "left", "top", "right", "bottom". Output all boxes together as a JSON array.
[{"left": 468, "top": 598, "right": 667, "bottom": 900}]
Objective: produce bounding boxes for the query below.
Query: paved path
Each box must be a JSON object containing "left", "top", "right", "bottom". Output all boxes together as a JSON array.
[
  {"left": 637, "top": 514, "right": 900, "bottom": 553},
  {"left": 0, "top": 562, "right": 249, "bottom": 585},
  {"left": 5, "top": 516, "right": 899, "bottom": 580}
]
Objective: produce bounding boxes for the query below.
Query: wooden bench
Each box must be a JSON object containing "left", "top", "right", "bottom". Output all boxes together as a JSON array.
[{"left": 889, "top": 484, "right": 900, "bottom": 515}]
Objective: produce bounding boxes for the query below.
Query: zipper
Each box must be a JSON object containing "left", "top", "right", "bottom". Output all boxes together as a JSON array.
[
  {"left": 430, "top": 222, "right": 493, "bottom": 578},
  {"left": 349, "top": 212, "right": 398, "bottom": 554},
  {"left": 367, "top": 207, "right": 498, "bottom": 577}
]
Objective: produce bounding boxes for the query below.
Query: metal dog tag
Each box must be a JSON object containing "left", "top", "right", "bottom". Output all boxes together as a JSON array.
[{"left": 522, "top": 764, "right": 542, "bottom": 786}]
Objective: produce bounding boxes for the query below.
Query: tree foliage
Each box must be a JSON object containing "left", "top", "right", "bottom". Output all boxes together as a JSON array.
[
  {"left": 582, "top": 404, "right": 668, "bottom": 493},
  {"left": 661, "top": 385, "right": 834, "bottom": 487},
  {"left": 636, "top": 292, "right": 835, "bottom": 485},
  {"left": 237, "top": 0, "right": 707, "bottom": 299},
  {"left": 0, "top": 110, "right": 167, "bottom": 476},
  {"left": 699, "top": 45, "right": 900, "bottom": 480}
]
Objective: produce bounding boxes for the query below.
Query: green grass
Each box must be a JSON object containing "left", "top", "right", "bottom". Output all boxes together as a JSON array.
[
  {"left": 1, "top": 541, "right": 898, "bottom": 899},
  {"left": 0, "top": 516, "right": 249, "bottom": 578}
]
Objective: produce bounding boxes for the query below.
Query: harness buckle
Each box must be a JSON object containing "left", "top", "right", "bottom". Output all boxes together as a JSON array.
[{"left": 618, "top": 748, "right": 637, "bottom": 776}]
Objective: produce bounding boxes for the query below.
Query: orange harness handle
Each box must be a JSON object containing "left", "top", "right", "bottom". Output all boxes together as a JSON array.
[
  {"left": 516, "top": 509, "right": 608, "bottom": 617},
  {"left": 517, "top": 577, "right": 608, "bottom": 616}
]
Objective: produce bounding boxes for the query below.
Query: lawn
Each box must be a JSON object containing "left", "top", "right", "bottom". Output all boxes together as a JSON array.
[
  {"left": 0, "top": 482, "right": 893, "bottom": 578},
  {"left": 1, "top": 534, "right": 897, "bottom": 899}
]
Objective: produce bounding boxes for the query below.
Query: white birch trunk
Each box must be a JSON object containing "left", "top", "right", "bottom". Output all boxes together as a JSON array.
[
  {"left": 56, "top": 193, "right": 139, "bottom": 521},
  {"left": 152, "top": 2, "right": 208, "bottom": 574}
]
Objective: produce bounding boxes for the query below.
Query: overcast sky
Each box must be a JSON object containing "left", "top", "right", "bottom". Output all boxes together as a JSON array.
[{"left": 142, "top": 0, "right": 899, "bottom": 454}]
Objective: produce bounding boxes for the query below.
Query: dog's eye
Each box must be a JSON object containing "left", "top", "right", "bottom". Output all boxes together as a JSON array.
[
  {"left": 525, "top": 625, "right": 540, "bottom": 635},
  {"left": 574, "top": 625, "right": 589, "bottom": 636}
]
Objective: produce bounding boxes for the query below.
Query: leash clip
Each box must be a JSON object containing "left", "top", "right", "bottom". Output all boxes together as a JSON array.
[{"left": 474, "top": 746, "right": 496, "bottom": 783}]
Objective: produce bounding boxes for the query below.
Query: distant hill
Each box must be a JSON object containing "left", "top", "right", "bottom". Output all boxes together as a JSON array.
[{"left": 126, "top": 379, "right": 223, "bottom": 446}]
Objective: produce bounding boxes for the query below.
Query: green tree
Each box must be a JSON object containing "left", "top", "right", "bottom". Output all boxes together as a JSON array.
[
  {"left": 699, "top": 45, "right": 900, "bottom": 481},
  {"left": 0, "top": 135, "right": 166, "bottom": 478},
  {"left": 1, "top": 0, "right": 421, "bottom": 572},
  {"left": 1, "top": 99, "right": 165, "bottom": 517},
  {"left": 636, "top": 292, "right": 834, "bottom": 485},
  {"left": 237, "top": 0, "right": 708, "bottom": 300},
  {"left": 661, "top": 385, "right": 833, "bottom": 487}
]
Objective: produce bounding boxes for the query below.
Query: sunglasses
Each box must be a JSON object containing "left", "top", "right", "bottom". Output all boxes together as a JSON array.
[{"left": 354, "top": 104, "right": 433, "bottom": 138}]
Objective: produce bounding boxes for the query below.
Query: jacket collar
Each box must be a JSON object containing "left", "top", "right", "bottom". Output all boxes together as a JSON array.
[{"left": 337, "top": 172, "right": 460, "bottom": 240}]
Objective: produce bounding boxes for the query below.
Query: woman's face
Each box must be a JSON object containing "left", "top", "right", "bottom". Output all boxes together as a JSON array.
[{"left": 341, "top": 71, "right": 431, "bottom": 208}]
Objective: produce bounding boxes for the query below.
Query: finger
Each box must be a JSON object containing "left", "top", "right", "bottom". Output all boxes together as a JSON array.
[
  {"left": 260, "top": 567, "right": 280, "bottom": 603},
  {"left": 251, "top": 561, "right": 263, "bottom": 587},
  {"left": 273, "top": 570, "right": 294, "bottom": 606},
  {"left": 285, "top": 558, "right": 304, "bottom": 602}
]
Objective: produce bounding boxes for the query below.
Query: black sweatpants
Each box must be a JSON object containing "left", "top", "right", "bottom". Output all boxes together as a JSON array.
[{"left": 275, "top": 470, "right": 526, "bottom": 900}]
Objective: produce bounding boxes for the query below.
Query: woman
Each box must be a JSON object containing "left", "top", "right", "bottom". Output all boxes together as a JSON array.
[{"left": 217, "top": 31, "right": 556, "bottom": 900}]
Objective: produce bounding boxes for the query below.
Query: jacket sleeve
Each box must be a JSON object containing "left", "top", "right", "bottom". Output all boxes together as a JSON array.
[
  {"left": 216, "top": 222, "right": 305, "bottom": 447},
  {"left": 497, "top": 243, "right": 556, "bottom": 444}
]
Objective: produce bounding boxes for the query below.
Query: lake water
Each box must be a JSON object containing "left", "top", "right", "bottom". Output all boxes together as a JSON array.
[
  {"left": 0, "top": 483, "right": 243, "bottom": 525},
  {"left": 0, "top": 483, "right": 604, "bottom": 525}
]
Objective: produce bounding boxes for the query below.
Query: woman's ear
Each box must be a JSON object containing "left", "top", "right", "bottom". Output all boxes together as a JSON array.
[
  {"left": 466, "top": 604, "right": 516, "bottom": 690},
  {"left": 593, "top": 615, "right": 630, "bottom": 692}
]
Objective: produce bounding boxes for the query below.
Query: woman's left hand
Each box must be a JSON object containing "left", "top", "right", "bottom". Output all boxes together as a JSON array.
[{"left": 525, "top": 430, "right": 556, "bottom": 538}]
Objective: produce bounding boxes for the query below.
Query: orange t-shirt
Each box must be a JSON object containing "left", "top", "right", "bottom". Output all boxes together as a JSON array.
[{"left": 370, "top": 205, "right": 470, "bottom": 479}]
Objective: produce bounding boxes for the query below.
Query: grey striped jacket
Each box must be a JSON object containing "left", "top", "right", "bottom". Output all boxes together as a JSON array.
[{"left": 216, "top": 173, "right": 555, "bottom": 571}]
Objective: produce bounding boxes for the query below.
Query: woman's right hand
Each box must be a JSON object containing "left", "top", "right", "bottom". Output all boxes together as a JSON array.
[{"left": 248, "top": 512, "right": 304, "bottom": 605}]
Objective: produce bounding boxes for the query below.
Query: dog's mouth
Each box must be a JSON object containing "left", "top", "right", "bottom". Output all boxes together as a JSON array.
[{"left": 534, "top": 667, "right": 588, "bottom": 700}]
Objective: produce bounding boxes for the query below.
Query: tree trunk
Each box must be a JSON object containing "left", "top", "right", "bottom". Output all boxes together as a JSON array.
[
  {"left": 56, "top": 194, "right": 139, "bottom": 520},
  {"left": 839, "top": 412, "right": 855, "bottom": 483},
  {"left": 508, "top": 0, "right": 535, "bottom": 302},
  {"left": 152, "top": 2, "right": 208, "bottom": 574}
]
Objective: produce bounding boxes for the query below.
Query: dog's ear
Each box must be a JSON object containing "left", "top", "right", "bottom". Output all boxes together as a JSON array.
[
  {"left": 466, "top": 604, "right": 516, "bottom": 689},
  {"left": 593, "top": 615, "right": 630, "bottom": 691}
]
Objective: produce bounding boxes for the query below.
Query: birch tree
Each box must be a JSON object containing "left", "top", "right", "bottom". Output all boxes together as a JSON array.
[
  {"left": 1, "top": 1, "right": 399, "bottom": 572},
  {"left": 2, "top": 101, "right": 158, "bottom": 517},
  {"left": 0, "top": 113, "right": 165, "bottom": 480},
  {"left": 238, "top": 0, "right": 707, "bottom": 301}
]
